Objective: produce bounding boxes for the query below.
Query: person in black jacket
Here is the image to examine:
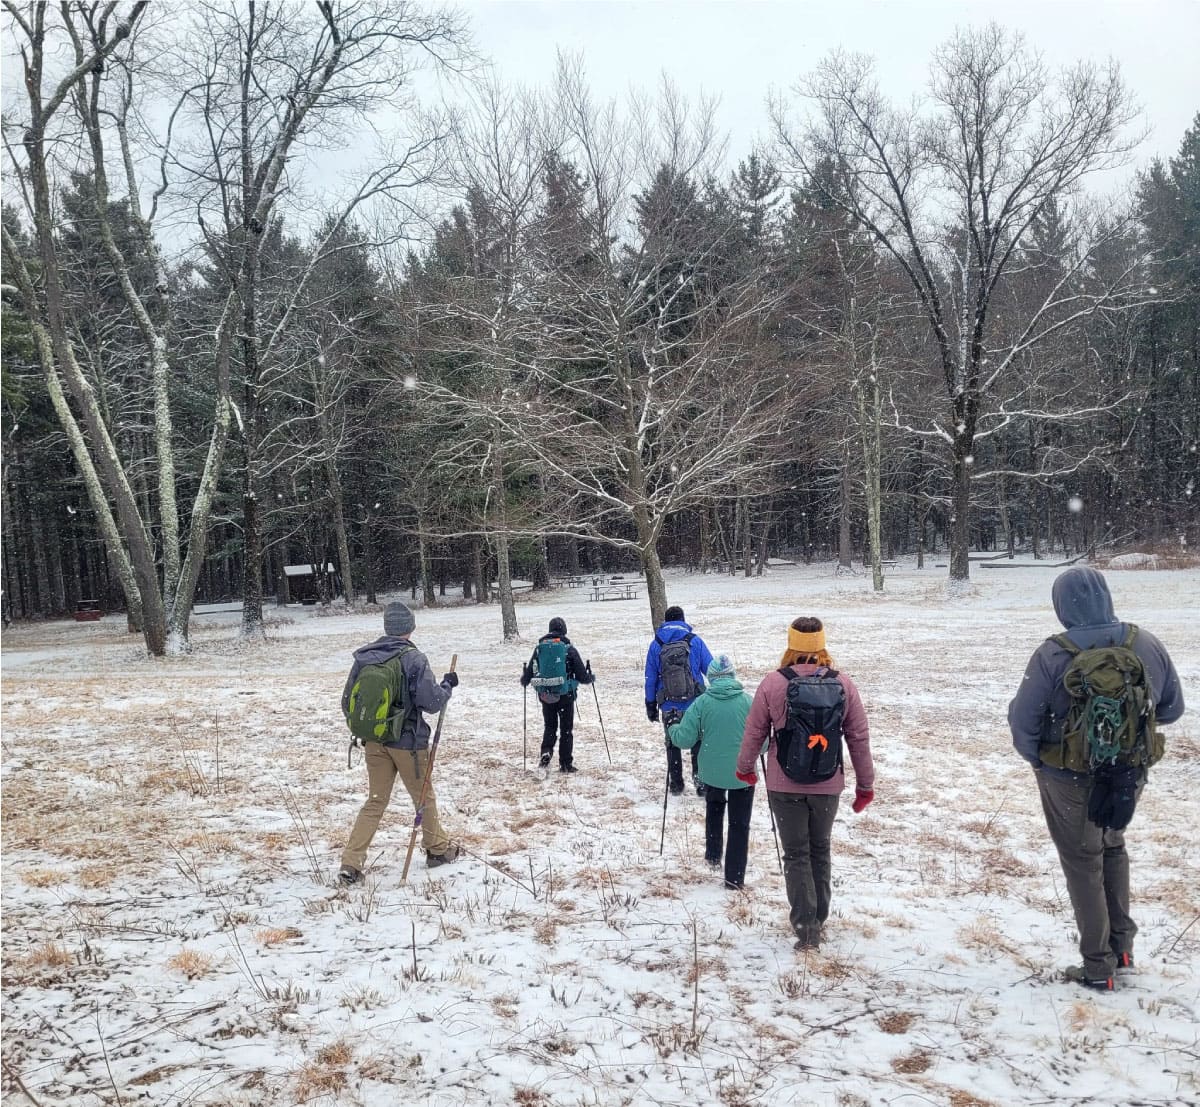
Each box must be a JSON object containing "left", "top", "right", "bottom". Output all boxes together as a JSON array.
[
  {"left": 521, "top": 617, "right": 594, "bottom": 772},
  {"left": 1008, "top": 567, "right": 1184, "bottom": 991}
]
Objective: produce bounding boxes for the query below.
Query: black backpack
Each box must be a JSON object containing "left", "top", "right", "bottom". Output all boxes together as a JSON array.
[
  {"left": 656, "top": 632, "right": 699, "bottom": 704},
  {"left": 774, "top": 667, "right": 845, "bottom": 784}
]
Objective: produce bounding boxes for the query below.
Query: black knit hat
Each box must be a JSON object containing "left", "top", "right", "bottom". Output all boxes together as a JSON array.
[
  {"left": 664, "top": 605, "right": 684, "bottom": 622},
  {"left": 548, "top": 617, "right": 567, "bottom": 635}
]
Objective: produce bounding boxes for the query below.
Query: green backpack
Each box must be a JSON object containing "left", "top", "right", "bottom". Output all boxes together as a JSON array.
[
  {"left": 1040, "top": 625, "right": 1162, "bottom": 774},
  {"left": 531, "top": 638, "right": 576, "bottom": 705},
  {"left": 345, "top": 648, "right": 414, "bottom": 743}
]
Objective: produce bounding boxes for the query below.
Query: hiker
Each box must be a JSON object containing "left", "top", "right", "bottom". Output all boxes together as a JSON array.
[
  {"left": 520, "top": 617, "right": 594, "bottom": 773},
  {"left": 1008, "top": 567, "right": 1184, "bottom": 991},
  {"left": 736, "top": 616, "right": 874, "bottom": 951},
  {"left": 668, "top": 654, "right": 755, "bottom": 889},
  {"left": 337, "top": 602, "right": 461, "bottom": 885},
  {"left": 645, "top": 605, "right": 714, "bottom": 795}
]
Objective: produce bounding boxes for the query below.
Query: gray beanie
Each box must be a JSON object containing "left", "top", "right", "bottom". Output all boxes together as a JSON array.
[{"left": 383, "top": 601, "right": 416, "bottom": 637}]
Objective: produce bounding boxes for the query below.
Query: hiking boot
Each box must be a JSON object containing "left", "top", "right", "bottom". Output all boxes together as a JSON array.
[
  {"left": 669, "top": 780, "right": 685, "bottom": 796},
  {"left": 793, "top": 923, "right": 820, "bottom": 951},
  {"left": 426, "top": 843, "right": 462, "bottom": 868},
  {"left": 1114, "top": 951, "right": 1135, "bottom": 975},
  {"left": 538, "top": 753, "right": 552, "bottom": 769},
  {"left": 559, "top": 763, "right": 577, "bottom": 773},
  {"left": 693, "top": 775, "right": 707, "bottom": 798},
  {"left": 724, "top": 880, "right": 745, "bottom": 891},
  {"left": 1063, "top": 965, "right": 1114, "bottom": 992},
  {"left": 337, "top": 866, "right": 363, "bottom": 887}
]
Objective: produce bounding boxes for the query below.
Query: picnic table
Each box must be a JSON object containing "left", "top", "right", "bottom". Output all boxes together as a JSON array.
[
  {"left": 588, "top": 575, "right": 640, "bottom": 602},
  {"left": 551, "top": 575, "right": 587, "bottom": 589}
]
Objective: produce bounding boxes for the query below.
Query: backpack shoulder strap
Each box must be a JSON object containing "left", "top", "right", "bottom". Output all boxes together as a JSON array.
[
  {"left": 1051, "top": 633, "right": 1080, "bottom": 656},
  {"left": 1123, "top": 624, "right": 1139, "bottom": 650},
  {"left": 776, "top": 666, "right": 795, "bottom": 680}
]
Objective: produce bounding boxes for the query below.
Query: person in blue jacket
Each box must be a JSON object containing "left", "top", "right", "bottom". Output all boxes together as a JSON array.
[{"left": 645, "top": 605, "right": 714, "bottom": 795}]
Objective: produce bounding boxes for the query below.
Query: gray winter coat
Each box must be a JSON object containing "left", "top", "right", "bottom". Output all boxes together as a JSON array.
[
  {"left": 1008, "top": 567, "right": 1185, "bottom": 777},
  {"left": 340, "top": 635, "right": 452, "bottom": 750}
]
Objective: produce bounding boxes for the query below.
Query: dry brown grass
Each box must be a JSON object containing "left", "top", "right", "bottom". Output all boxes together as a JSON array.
[
  {"left": 255, "top": 926, "right": 303, "bottom": 947},
  {"left": 533, "top": 917, "right": 558, "bottom": 945},
  {"left": 891, "top": 1048, "right": 933, "bottom": 1074},
  {"left": 20, "top": 942, "right": 74, "bottom": 972},
  {"left": 78, "top": 863, "right": 118, "bottom": 888},
  {"left": 167, "top": 949, "right": 215, "bottom": 979},
  {"left": 877, "top": 1011, "right": 916, "bottom": 1034},
  {"left": 19, "top": 867, "right": 69, "bottom": 888}
]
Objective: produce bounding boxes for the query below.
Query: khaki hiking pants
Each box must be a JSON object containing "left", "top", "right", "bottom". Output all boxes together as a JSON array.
[
  {"left": 341, "top": 743, "right": 450, "bottom": 872},
  {"left": 1036, "top": 769, "right": 1140, "bottom": 979}
]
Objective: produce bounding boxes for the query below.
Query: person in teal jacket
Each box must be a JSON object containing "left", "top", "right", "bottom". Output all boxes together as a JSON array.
[{"left": 669, "top": 654, "right": 755, "bottom": 889}]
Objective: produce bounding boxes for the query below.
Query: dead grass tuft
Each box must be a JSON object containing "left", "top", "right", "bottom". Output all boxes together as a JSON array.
[
  {"left": 891, "top": 1048, "right": 933, "bottom": 1074},
  {"left": 167, "top": 949, "right": 215, "bottom": 979},
  {"left": 877, "top": 1010, "right": 916, "bottom": 1034},
  {"left": 255, "top": 926, "right": 303, "bottom": 947},
  {"left": 533, "top": 917, "right": 558, "bottom": 945},
  {"left": 19, "top": 867, "right": 69, "bottom": 888},
  {"left": 78, "top": 863, "right": 118, "bottom": 888},
  {"left": 24, "top": 942, "right": 74, "bottom": 970}
]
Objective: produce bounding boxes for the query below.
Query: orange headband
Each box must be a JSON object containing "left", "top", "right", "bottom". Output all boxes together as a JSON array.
[{"left": 787, "top": 627, "right": 826, "bottom": 654}]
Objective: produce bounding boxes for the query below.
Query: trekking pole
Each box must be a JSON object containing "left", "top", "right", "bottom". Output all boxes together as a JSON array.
[
  {"left": 401, "top": 654, "right": 457, "bottom": 884},
  {"left": 589, "top": 671, "right": 612, "bottom": 765},
  {"left": 760, "top": 753, "right": 783, "bottom": 874},
  {"left": 658, "top": 759, "right": 670, "bottom": 856},
  {"left": 522, "top": 684, "right": 528, "bottom": 773}
]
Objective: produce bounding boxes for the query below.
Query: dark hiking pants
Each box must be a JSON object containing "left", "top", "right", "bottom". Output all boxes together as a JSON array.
[
  {"left": 662, "top": 718, "right": 700, "bottom": 789},
  {"left": 1037, "top": 769, "right": 1140, "bottom": 979},
  {"left": 769, "top": 791, "right": 840, "bottom": 943},
  {"left": 705, "top": 786, "right": 755, "bottom": 888},
  {"left": 540, "top": 698, "right": 575, "bottom": 767}
]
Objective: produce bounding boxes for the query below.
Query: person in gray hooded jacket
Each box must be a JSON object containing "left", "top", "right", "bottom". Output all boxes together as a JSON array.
[
  {"left": 1008, "top": 567, "right": 1184, "bottom": 990},
  {"left": 338, "top": 602, "right": 461, "bottom": 885}
]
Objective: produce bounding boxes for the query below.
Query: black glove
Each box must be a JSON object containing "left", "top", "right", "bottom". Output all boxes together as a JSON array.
[
  {"left": 645, "top": 701, "right": 659, "bottom": 723},
  {"left": 442, "top": 671, "right": 459, "bottom": 689},
  {"left": 663, "top": 708, "right": 683, "bottom": 727},
  {"left": 583, "top": 660, "right": 595, "bottom": 685},
  {"left": 520, "top": 665, "right": 532, "bottom": 688}
]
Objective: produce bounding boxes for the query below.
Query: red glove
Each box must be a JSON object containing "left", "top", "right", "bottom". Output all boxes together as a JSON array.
[
  {"left": 735, "top": 769, "right": 758, "bottom": 786},
  {"left": 852, "top": 788, "right": 874, "bottom": 813}
]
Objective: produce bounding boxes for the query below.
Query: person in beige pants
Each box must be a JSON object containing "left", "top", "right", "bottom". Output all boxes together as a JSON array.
[{"left": 338, "top": 602, "right": 461, "bottom": 885}]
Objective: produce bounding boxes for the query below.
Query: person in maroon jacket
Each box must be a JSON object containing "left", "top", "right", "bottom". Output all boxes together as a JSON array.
[{"left": 736, "top": 616, "right": 875, "bottom": 950}]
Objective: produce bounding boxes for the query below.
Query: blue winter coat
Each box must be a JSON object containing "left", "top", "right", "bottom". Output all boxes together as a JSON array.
[{"left": 644, "top": 620, "right": 714, "bottom": 711}]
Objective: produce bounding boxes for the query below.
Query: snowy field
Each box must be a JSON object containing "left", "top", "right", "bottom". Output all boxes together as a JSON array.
[{"left": 2, "top": 559, "right": 1197, "bottom": 1107}]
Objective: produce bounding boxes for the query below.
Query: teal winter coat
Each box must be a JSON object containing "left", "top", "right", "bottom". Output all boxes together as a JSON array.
[{"left": 668, "top": 676, "right": 753, "bottom": 790}]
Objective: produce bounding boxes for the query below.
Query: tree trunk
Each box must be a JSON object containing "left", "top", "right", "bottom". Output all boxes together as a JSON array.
[
  {"left": 838, "top": 444, "right": 853, "bottom": 570},
  {"left": 949, "top": 443, "right": 972, "bottom": 582},
  {"left": 490, "top": 444, "right": 519, "bottom": 639},
  {"left": 473, "top": 540, "right": 487, "bottom": 604}
]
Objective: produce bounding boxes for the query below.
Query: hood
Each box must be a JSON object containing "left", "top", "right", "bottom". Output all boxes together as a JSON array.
[
  {"left": 654, "top": 620, "right": 693, "bottom": 643},
  {"left": 1052, "top": 567, "right": 1117, "bottom": 629},
  {"left": 352, "top": 635, "right": 413, "bottom": 665},
  {"left": 705, "top": 675, "right": 744, "bottom": 698}
]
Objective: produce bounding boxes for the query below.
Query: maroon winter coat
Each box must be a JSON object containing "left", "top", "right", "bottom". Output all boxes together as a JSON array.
[{"left": 737, "top": 664, "right": 875, "bottom": 795}]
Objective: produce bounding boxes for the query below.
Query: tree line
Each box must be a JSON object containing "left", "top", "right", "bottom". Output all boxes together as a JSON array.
[{"left": 2, "top": 4, "right": 1196, "bottom": 651}]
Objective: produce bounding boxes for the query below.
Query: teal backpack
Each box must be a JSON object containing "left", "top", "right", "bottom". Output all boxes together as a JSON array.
[{"left": 532, "top": 638, "right": 576, "bottom": 704}]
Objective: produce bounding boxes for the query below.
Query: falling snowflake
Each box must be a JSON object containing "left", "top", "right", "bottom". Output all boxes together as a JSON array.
[
  {"left": 1068, "top": 496, "right": 1084, "bottom": 514},
  {"left": 317, "top": 354, "right": 326, "bottom": 367},
  {"left": 403, "top": 376, "right": 416, "bottom": 390}
]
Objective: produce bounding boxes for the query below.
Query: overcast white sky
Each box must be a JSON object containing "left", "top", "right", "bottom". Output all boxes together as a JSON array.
[{"left": 454, "top": 0, "right": 1200, "bottom": 181}]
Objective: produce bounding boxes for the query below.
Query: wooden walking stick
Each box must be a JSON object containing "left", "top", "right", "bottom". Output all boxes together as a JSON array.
[{"left": 401, "top": 654, "right": 457, "bottom": 884}]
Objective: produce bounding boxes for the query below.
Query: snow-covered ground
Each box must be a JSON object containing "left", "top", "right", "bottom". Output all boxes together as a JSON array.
[{"left": 2, "top": 559, "right": 1197, "bottom": 1106}]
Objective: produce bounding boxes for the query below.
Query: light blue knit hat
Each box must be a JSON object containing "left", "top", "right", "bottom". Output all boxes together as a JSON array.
[{"left": 707, "top": 654, "right": 735, "bottom": 680}]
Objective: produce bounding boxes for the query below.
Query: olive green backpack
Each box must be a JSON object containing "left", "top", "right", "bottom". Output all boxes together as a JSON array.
[{"left": 1040, "top": 625, "right": 1162, "bottom": 774}]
